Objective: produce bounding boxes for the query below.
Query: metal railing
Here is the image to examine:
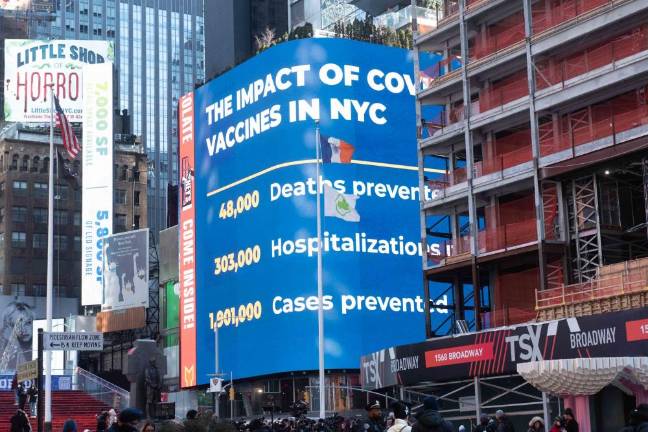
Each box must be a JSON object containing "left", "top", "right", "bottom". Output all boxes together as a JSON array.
[{"left": 74, "top": 367, "right": 130, "bottom": 411}]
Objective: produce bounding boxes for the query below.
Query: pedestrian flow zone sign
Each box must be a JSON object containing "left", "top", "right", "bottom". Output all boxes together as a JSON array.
[{"left": 43, "top": 332, "right": 103, "bottom": 351}]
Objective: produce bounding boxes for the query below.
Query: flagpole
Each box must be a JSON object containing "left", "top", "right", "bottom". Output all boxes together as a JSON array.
[
  {"left": 315, "top": 121, "right": 325, "bottom": 419},
  {"left": 45, "top": 91, "right": 54, "bottom": 431}
]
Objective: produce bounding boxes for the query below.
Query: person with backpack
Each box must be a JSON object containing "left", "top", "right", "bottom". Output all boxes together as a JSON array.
[{"left": 388, "top": 401, "right": 412, "bottom": 432}]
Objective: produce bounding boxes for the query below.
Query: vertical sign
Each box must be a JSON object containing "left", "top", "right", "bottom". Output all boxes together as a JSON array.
[
  {"left": 81, "top": 63, "right": 113, "bottom": 306},
  {"left": 178, "top": 92, "right": 197, "bottom": 387}
]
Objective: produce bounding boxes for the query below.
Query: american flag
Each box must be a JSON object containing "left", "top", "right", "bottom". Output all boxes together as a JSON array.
[{"left": 53, "top": 95, "right": 80, "bottom": 159}]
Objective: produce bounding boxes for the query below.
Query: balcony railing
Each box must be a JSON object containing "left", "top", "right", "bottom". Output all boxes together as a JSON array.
[
  {"left": 536, "top": 265, "right": 648, "bottom": 309},
  {"left": 428, "top": 235, "right": 471, "bottom": 267},
  {"left": 478, "top": 219, "right": 538, "bottom": 253},
  {"left": 539, "top": 95, "right": 648, "bottom": 157},
  {"left": 474, "top": 146, "right": 532, "bottom": 178},
  {"left": 537, "top": 24, "right": 648, "bottom": 90}
]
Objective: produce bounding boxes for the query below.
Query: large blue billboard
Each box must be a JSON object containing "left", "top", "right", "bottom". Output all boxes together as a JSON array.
[{"left": 180, "top": 38, "right": 445, "bottom": 384}]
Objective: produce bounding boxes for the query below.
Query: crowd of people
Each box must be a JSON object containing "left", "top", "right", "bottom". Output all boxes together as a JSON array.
[{"left": 6, "top": 400, "right": 648, "bottom": 432}]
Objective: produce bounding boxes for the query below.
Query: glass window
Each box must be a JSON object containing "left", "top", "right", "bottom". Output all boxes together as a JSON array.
[
  {"left": 12, "top": 181, "right": 27, "bottom": 191},
  {"left": 34, "top": 182, "right": 48, "bottom": 197},
  {"left": 115, "top": 214, "right": 127, "bottom": 231},
  {"left": 12, "top": 206, "right": 27, "bottom": 223},
  {"left": 31, "top": 284, "right": 46, "bottom": 297},
  {"left": 34, "top": 208, "right": 48, "bottom": 224},
  {"left": 10, "top": 283, "right": 25, "bottom": 296},
  {"left": 0, "top": 208, "right": 4, "bottom": 223},
  {"left": 54, "top": 235, "right": 67, "bottom": 251},
  {"left": 11, "top": 232, "right": 26, "bottom": 248},
  {"left": 74, "top": 236, "right": 81, "bottom": 252},
  {"left": 56, "top": 184, "right": 69, "bottom": 200},
  {"left": 33, "top": 233, "right": 47, "bottom": 249},
  {"left": 73, "top": 212, "right": 81, "bottom": 226},
  {"left": 54, "top": 210, "right": 68, "bottom": 225},
  {"left": 0, "top": 182, "right": 5, "bottom": 194},
  {"left": 134, "top": 191, "right": 140, "bottom": 206},
  {"left": 115, "top": 189, "right": 127, "bottom": 205}
]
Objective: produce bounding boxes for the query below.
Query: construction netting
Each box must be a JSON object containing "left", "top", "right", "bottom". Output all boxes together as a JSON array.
[
  {"left": 475, "top": 128, "right": 533, "bottom": 176},
  {"left": 479, "top": 194, "right": 538, "bottom": 253},
  {"left": 427, "top": 0, "right": 623, "bottom": 64},
  {"left": 536, "top": 24, "right": 648, "bottom": 89},
  {"left": 539, "top": 85, "right": 648, "bottom": 156},
  {"left": 489, "top": 266, "right": 539, "bottom": 327},
  {"left": 536, "top": 257, "right": 648, "bottom": 308},
  {"left": 532, "top": 0, "right": 615, "bottom": 35},
  {"left": 479, "top": 70, "right": 529, "bottom": 112}
]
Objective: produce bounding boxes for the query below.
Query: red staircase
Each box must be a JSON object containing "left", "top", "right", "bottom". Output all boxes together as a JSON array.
[{"left": 0, "top": 390, "right": 112, "bottom": 432}]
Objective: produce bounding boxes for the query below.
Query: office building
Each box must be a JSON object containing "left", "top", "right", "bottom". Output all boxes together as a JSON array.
[
  {"left": 205, "top": 0, "right": 288, "bottom": 79},
  {"left": 1, "top": 0, "right": 205, "bottom": 236},
  {"left": 0, "top": 123, "right": 147, "bottom": 370}
]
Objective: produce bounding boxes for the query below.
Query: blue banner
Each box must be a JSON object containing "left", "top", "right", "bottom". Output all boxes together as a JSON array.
[{"left": 190, "top": 38, "right": 445, "bottom": 382}]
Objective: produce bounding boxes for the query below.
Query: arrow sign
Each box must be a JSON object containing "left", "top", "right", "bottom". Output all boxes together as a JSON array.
[{"left": 43, "top": 332, "right": 103, "bottom": 351}]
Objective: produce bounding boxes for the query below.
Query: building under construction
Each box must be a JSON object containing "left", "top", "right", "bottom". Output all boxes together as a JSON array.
[
  {"left": 360, "top": 0, "right": 648, "bottom": 430},
  {"left": 416, "top": 0, "right": 648, "bottom": 334}
]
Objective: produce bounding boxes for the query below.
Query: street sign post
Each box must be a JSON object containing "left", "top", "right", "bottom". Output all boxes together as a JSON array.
[{"left": 42, "top": 332, "right": 103, "bottom": 351}]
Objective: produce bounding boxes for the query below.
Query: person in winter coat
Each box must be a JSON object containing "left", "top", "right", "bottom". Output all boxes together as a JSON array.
[
  {"left": 97, "top": 411, "right": 110, "bottom": 432},
  {"left": 355, "top": 401, "right": 386, "bottom": 432},
  {"left": 620, "top": 404, "right": 648, "bottom": 432},
  {"left": 549, "top": 417, "right": 562, "bottom": 432},
  {"left": 387, "top": 401, "right": 412, "bottom": 432},
  {"left": 62, "top": 419, "right": 78, "bottom": 432},
  {"left": 412, "top": 397, "right": 453, "bottom": 432},
  {"left": 475, "top": 414, "right": 495, "bottom": 432},
  {"left": 495, "top": 410, "right": 515, "bottom": 432},
  {"left": 527, "top": 416, "right": 544, "bottom": 432},
  {"left": 107, "top": 408, "right": 143, "bottom": 432},
  {"left": 10, "top": 409, "right": 31, "bottom": 432},
  {"left": 562, "top": 409, "right": 578, "bottom": 432}
]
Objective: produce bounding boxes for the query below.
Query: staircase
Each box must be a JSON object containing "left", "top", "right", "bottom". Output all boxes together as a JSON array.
[{"left": 0, "top": 390, "right": 111, "bottom": 432}]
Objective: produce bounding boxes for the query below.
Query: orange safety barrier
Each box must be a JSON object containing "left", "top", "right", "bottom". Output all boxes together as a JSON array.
[
  {"left": 420, "top": 55, "right": 462, "bottom": 88},
  {"left": 478, "top": 218, "right": 538, "bottom": 253},
  {"left": 466, "top": 0, "right": 618, "bottom": 62},
  {"left": 428, "top": 235, "right": 472, "bottom": 267},
  {"left": 479, "top": 70, "right": 529, "bottom": 112},
  {"left": 539, "top": 86, "right": 648, "bottom": 156},
  {"left": 470, "top": 11, "right": 525, "bottom": 60},
  {"left": 476, "top": 129, "right": 533, "bottom": 176},
  {"left": 481, "top": 307, "right": 537, "bottom": 328},
  {"left": 536, "top": 265, "right": 648, "bottom": 309},
  {"left": 533, "top": 0, "right": 614, "bottom": 36},
  {"left": 536, "top": 24, "right": 648, "bottom": 90}
]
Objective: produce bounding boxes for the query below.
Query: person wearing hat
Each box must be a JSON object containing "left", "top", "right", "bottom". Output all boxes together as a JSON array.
[
  {"left": 412, "top": 397, "right": 453, "bottom": 432},
  {"left": 387, "top": 401, "right": 412, "bottom": 432},
  {"left": 354, "top": 400, "right": 386, "bottom": 432},
  {"left": 527, "top": 416, "right": 544, "bottom": 432},
  {"left": 562, "top": 408, "right": 578, "bottom": 432},
  {"left": 495, "top": 410, "right": 515, "bottom": 432},
  {"left": 620, "top": 404, "right": 648, "bottom": 432},
  {"left": 107, "top": 408, "right": 143, "bottom": 432}
]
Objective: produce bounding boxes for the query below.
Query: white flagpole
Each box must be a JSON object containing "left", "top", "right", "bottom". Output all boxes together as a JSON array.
[
  {"left": 315, "top": 121, "right": 325, "bottom": 419},
  {"left": 45, "top": 90, "right": 55, "bottom": 430}
]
